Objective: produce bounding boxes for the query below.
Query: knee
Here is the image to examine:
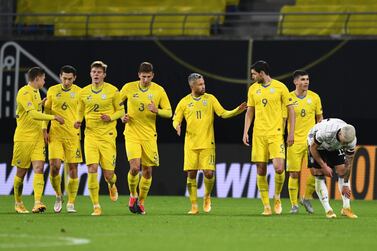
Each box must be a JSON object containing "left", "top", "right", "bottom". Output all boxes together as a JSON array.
[
  {"left": 289, "top": 172, "right": 299, "bottom": 179},
  {"left": 69, "top": 167, "right": 78, "bottom": 179},
  {"left": 204, "top": 171, "right": 214, "bottom": 179}
]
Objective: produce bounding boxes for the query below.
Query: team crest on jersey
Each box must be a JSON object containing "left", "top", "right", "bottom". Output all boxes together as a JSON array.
[
  {"left": 148, "top": 94, "right": 153, "bottom": 100},
  {"left": 256, "top": 89, "right": 261, "bottom": 95},
  {"left": 270, "top": 88, "right": 275, "bottom": 93},
  {"left": 101, "top": 94, "right": 107, "bottom": 100},
  {"left": 133, "top": 93, "right": 139, "bottom": 98},
  {"left": 307, "top": 98, "right": 312, "bottom": 104},
  {"left": 70, "top": 92, "right": 76, "bottom": 98},
  {"left": 202, "top": 100, "right": 208, "bottom": 106}
]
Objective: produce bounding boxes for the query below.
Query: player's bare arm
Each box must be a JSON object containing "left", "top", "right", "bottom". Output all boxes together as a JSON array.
[
  {"left": 310, "top": 141, "right": 333, "bottom": 177},
  {"left": 242, "top": 106, "right": 254, "bottom": 146},
  {"left": 287, "top": 104, "right": 295, "bottom": 146}
]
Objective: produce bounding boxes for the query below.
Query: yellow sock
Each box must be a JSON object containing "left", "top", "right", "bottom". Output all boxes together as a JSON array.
[
  {"left": 49, "top": 174, "right": 62, "bottom": 196},
  {"left": 67, "top": 178, "right": 79, "bottom": 204},
  {"left": 304, "top": 174, "right": 315, "bottom": 199},
  {"left": 204, "top": 176, "right": 215, "bottom": 197},
  {"left": 106, "top": 174, "right": 117, "bottom": 188},
  {"left": 274, "top": 171, "right": 285, "bottom": 197},
  {"left": 288, "top": 176, "right": 299, "bottom": 206},
  {"left": 257, "top": 175, "right": 270, "bottom": 206},
  {"left": 127, "top": 172, "right": 139, "bottom": 197},
  {"left": 187, "top": 177, "right": 198, "bottom": 205},
  {"left": 139, "top": 176, "right": 152, "bottom": 205},
  {"left": 33, "top": 173, "right": 45, "bottom": 202},
  {"left": 13, "top": 176, "right": 23, "bottom": 203},
  {"left": 88, "top": 173, "right": 99, "bottom": 205}
]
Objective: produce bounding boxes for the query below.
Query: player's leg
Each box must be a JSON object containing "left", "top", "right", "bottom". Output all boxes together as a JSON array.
[
  {"left": 252, "top": 135, "right": 271, "bottom": 215},
  {"left": 200, "top": 148, "right": 216, "bottom": 213},
  {"left": 138, "top": 165, "right": 152, "bottom": 214},
  {"left": 335, "top": 163, "right": 357, "bottom": 219},
  {"left": 125, "top": 139, "right": 142, "bottom": 213},
  {"left": 300, "top": 167, "right": 315, "bottom": 214},
  {"left": 64, "top": 139, "right": 82, "bottom": 212},
  {"left": 99, "top": 141, "right": 118, "bottom": 202},
  {"left": 48, "top": 139, "right": 65, "bottom": 213},
  {"left": 270, "top": 136, "right": 286, "bottom": 215},
  {"left": 137, "top": 140, "right": 159, "bottom": 214},
  {"left": 185, "top": 148, "right": 199, "bottom": 214},
  {"left": 85, "top": 140, "right": 101, "bottom": 215},
  {"left": 66, "top": 163, "right": 79, "bottom": 213},
  {"left": 31, "top": 140, "right": 47, "bottom": 213},
  {"left": 308, "top": 149, "right": 335, "bottom": 218},
  {"left": 286, "top": 144, "right": 305, "bottom": 214},
  {"left": 12, "top": 141, "right": 32, "bottom": 213}
]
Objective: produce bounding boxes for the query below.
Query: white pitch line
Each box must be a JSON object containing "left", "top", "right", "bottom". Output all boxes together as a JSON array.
[{"left": 0, "top": 234, "right": 90, "bottom": 249}]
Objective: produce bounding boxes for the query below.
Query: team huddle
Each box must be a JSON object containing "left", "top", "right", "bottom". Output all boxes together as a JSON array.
[{"left": 11, "top": 60, "right": 357, "bottom": 218}]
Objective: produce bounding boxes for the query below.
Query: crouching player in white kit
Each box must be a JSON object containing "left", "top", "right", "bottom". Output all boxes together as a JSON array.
[{"left": 307, "top": 118, "right": 358, "bottom": 219}]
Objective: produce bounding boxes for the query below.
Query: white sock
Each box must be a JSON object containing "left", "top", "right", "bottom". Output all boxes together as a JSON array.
[
  {"left": 338, "top": 177, "right": 351, "bottom": 208},
  {"left": 315, "top": 177, "right": 332, "bottom": 213}
]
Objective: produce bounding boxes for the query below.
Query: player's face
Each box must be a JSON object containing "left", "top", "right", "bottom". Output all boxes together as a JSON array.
[
  {"left": 192, "top": 78, "right": 205, "bottom": 96},
  {"left": 60, "top": 72, "right": 76, "bottom": 89},
  {"left": 251, "top": 69, "right": 263, "bottom": 83},
  {"left": 35, "top": 74, "right": 46, "bottom": 89},
  {"left": 138, "top": 71, "right": 154, "bottom": 86},
  {"left": 90, "top": 67, "right": 106, "bottom": 84},
  {"left": 294, "top": 75, "right": 309, "bottom": 91}
]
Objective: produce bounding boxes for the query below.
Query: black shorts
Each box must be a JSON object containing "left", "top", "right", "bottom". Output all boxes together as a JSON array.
[{"left": 307, "top": 148, "right": 345, "bottom": 169}]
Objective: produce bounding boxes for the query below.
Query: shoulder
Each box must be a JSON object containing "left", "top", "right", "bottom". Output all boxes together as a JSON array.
[
  {"left": 272, "top": 79, "right": 288, "bottom": 89},
  {"left": 104, "top": 82, "right": 119, "bottom": 92},
  {"left": 152, "top": 82, "right": 166, "bottom": 92},
  {"left": 72, "top": 84, "right": 82, "bottom": 91},
  {"left": 121, "top": 81, "right": 137, "bottom": 91},
  {"left": 17, "top": 85, "right": 30, "bottom": 96},
  {"left": 308, "top": 90, "right": 320, "bottom": 98}
]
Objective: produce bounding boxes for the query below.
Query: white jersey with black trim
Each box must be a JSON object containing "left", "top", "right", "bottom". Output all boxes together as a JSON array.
[{"left": 307, "top": 118, "right": 356, "bottom": 153}]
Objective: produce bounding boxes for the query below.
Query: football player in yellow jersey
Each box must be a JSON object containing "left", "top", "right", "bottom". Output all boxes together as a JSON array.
[
  {"left": 42, "top": 65, "right": 82, "bottom": 213},
  {"left": 120, "top": 62, "right": 172, "bottom": 215},
  {"left": 243, "top": 61, "right": 295, "bottom": 215},
  {"left": 173, "top": 73, "right": 246, "bottom": 214},
  {"left": 12, "top": 67, "right": 64, "bottom": 214},
  {"left": 284, "top": 70, "right": 323, "bottom": 214},
  {"left": 74, "top": 61, "right": 124, "bottom": 216}
]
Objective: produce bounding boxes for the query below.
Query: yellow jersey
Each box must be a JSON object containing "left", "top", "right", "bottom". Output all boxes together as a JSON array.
[
  {"left": 120, "top": 81, "right": 172, "bottom": 141},
  {"left": 14, "top": 84, "right": 54, "bottom": 141},
  {"left": 247, "top": 79, "right": 292, "bottom": 136},
  {"left": 286, "top": 90, "right": 322, "bottom": 144},
  {"left": 78, "top": 82, "right": 124, "bottom": 142},
  {"left": 173, "top": 93, "right": 242, "bottom": 150},
  {"left": 43, "top": 84, "right": 81, "bottom": 140}
]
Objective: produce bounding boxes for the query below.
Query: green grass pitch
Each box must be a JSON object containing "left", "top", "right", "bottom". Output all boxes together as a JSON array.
[{"left": 1, "top": 196, "right": 376, "bottom": 251}]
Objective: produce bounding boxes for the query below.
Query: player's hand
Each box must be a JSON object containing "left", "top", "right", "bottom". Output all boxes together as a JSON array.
[
  {"left": 175, "top": 124, "right": 181, "bottom": 136},
  {"left": 238, "top": 102, "right": 247, "bottom": 111},
  {"left": 54, "top": 115, "right": 64, "bottom": 125},
  {"left": 342, "top": 185, "right": 351, "bottom": 199},
  {"left": 121, "top": 114, "right": 130, "bottom": 123},
  {"left": 43, "top": 129, "right": 50, "bottom": 144},
  {"left": 147, "top": 101, "right": 158, "bottom": 114},
  {"left": 287, "top": 133, "right": 294, "bottom": 146},
  {"left": 74, "top": 121, "right": 81, "bottom": 129},
  {"left": 100, "top": 114, "right": 111, "bottom": 122},
  {"left": 243, "top": 133, "right": 250, "bottom": 146},
  {"left": 41, "top": 97, "right": 47, "bottom": 107},
  {"left": 321, "top": 164, "right": 333, "bottom": 177}
]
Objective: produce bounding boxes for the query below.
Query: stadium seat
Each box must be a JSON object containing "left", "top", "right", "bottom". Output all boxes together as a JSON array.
[{"left": 17, "top": 0, "right": 227, "bottom": 37}]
